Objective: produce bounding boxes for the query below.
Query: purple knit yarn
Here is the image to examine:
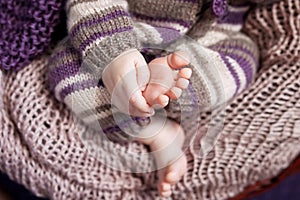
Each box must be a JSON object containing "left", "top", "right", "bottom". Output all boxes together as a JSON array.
[
  {"left": 211, "top": 0, "right": 228, "bottom": 17},
  {"left": 0, "top": 0, "right": 64, "bottom": 70}
]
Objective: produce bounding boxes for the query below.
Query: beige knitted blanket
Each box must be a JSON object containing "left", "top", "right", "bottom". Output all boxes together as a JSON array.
[{"left": 0, "top": 0, "right": 299, "bottom": 199}]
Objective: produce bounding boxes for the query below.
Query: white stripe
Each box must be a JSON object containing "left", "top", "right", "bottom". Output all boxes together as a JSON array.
[
  {"left": 134, "top": 22, "right": 163, "bottom": 44},
  {"left": 64, "top": 87, "right": 110, "bottom": 113},
  {"left": 212, "top": 22, "right": 243, "bottom": 32},
  {"left": 196, "top": 30, "right": 251, "bottom": 47},
  {"left": 82, "top": 110, "right": 112, "bottom": 124},
  {"left": 226, "top": 56, "right": 247, "bottom": 93},
  {"left": 132, "top": 17, "right": 188, "bottom": 34},
  {"left": 68, "top": 0, "right": 128, "bottom": 31},
  {"left": 227, "top": 5, "right": 249, "bottom": 12},
  {"left": 227, "top": 48, "right": 257, "bottom": 82},
  {"left": 82, "top": 31, "right": 136, "bottom": 56},
  {"left": 133, "top": 24, "right": 147, "bottom": 43},
  {"left": 214, "top": 54, "right": 237, "bottom": 102},
  {"left": 176, "top": 43, "right": 219, "bottom": 107},
  {"left": 197, "top": 30, "right": 229, "bottom": 47},
  {"left": 55, "top": 73, "right": 98, "bottom": 101},
  {"left": 82, "top": 37, "right": 106, "bottom": 56}
]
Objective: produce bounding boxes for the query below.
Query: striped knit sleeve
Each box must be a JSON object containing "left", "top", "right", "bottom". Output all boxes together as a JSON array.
[
  {"left": 129, "top": 3, "right": 259, "bottom": 108},
  {"left": 186, "top": 4, "right": 259, "bottom": 107},
  {"left": 127, "top": 0, "right": 202, "bottom": 47},
  {"left": 66, "top": 0, "right": 140, "bottom": 74},
  {"left": 183, "top": 3, "right": 259, "bottom": 107}
]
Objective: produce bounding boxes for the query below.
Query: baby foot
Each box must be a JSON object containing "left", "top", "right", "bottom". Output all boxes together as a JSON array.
[
  {"left": 135, "top": 117, "right": 187, "bottom": 197},
  {"left": 158, "top": 153, "right": 187, "bottom": 197},
  {"left": 152, "top": 120, "right": 187, "bottom": 197},
  {"left": 143, "top": 51, "right": 192, "bottom": 108}
]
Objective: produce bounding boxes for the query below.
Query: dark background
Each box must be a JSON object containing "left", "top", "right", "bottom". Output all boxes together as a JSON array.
[{"left": 1, "top": 171, "right": 300, "bottom": 200}]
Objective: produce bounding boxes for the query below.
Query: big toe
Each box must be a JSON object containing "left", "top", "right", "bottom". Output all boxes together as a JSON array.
[
  {"left": 165, "top": 156, "right": 187, "bottom": 184},
  {"left": 167, "top": 51, "right": 191, "bottom": 69}
]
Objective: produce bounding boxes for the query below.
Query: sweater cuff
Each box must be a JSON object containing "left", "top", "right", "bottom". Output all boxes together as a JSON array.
[
  {"left": 82, "top": 31, "right": 140, "bottom": 75},
  {"left": 67, "top": 0, "right": 140, "bottom": 74}
]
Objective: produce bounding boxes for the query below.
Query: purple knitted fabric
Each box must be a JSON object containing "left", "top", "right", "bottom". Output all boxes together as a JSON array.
[{"left": 0, "top": 0, "right": 64, "bottom": 70}]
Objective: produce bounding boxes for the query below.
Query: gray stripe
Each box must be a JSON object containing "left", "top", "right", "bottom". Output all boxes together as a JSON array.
[
  {"left": 128, "top": 0, "right": 200, "bottom": 23},
  {"left": 67, "top": 0, "right": 99, "bottom": 13},
  {"left": 50, "top": 53, "right": 80, "bottom": 71},
  {"left": 71, "top": 15, "right": 132, "bottom": 51},
  {"left": 82, "top": 31, "right": 140, "bottom": 75},
  {"left": 78, "top": 104, "right": 112, "bottom": 119},
  {"left": 133, "top": 23, "right": 163, "bottom": 45},
  {"left": 212, "top": 38, "right": 258, "bottom": 76},
  {"left": 172, "top": 42, "right": 218, "bottom": 108}
]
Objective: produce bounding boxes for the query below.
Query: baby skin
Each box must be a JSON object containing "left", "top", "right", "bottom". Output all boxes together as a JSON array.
[
  {"left": 139, "top": 53, "right": 191, "bottom": 197},
  {"left": 102, "top": 50, "right": 192, "bottom": 197}
]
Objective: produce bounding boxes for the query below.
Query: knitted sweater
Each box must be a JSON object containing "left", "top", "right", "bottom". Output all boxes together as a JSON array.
[
  {"left": 1, "top": 1, "right": 300, "bottom": 199},
  {"left": 48, "top": 0, "right": 261, "bottom": 135},
  {"left": 0, "top": 0, "right": 63, "bottom": 70}
]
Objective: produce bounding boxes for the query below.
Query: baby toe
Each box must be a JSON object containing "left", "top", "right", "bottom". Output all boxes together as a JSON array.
[
  {"left": 161, "top": 190, "right": 172, "bottom": 198},
  {"left": 179, "top": 68, "right": 192, "bottom": 79},
  {"left": 168, "top": 87, "right": 182, "bottom": 99},
  {"left": 160, "top": 182, "right": 171, "bottom": 192},
  {"left": 158, "top": 180, "right": 172, "bottom": 197},
  {"left": 176, "top": 78, "right": 189, "bottom": 89}
]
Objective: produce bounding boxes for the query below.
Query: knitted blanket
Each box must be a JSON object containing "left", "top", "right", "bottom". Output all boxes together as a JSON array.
[{"left": 0, "top": 0, "right": 300, "bottom": 199}]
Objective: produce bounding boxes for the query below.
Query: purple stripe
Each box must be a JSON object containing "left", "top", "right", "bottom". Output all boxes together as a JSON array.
[
  {"left": 78, "top": 26, "right": 133, "bottom": 51},
  {"left": 49, "top": 60, "right": 81, "bottom": 90},
  {"left": 70, "top": 10, "right": 130, "bottom": 38},
  {"left": 59, "top": 79, "right": 98, "bottom": 100},
  {"left": 217, "top": 9, "right": 247, "bottom": 25},
  {"left": 102, "top": 126, "right": 122, "bottom": 134},
  {"left": 154, "top": 27, "right": 182, "bottom": 43},
  {"left": 131, "top": 12, "right": 192, "bottom": 28},
  {"left": 187, "top": 82, "right": 199, "bottom": 108},
  {"left": 210, "top": 44, "right": 257, "bottom": 85},
  {"left": 224, "top": 53, "right": 253, "bottom": 86},
  {"left": 210, "top": 45, "right": 258, "bottom": 66},
  {"left": 219, "top": 53, "right": 241, "bottom": 95}
]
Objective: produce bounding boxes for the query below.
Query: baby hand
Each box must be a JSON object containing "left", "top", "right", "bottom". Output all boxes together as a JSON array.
[{"left": 102, "top": 49, "right": 154, "bottom": 117}]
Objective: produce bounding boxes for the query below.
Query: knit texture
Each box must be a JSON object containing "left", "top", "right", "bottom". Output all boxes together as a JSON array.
[
  {"left": 128, "top": 0, "right": 201, "bottom": 34},
  {"left": 1, "top": 0, "right": 300, "bottom": 199},
  {"left": 0, "top": 0, "right": 63, "bottom": 70},
  {"left": 49, "top": 1, "right": 259, "bottom": 141},
  {"left": 66, "top": 0, "right": 141, "bottom": 75}
]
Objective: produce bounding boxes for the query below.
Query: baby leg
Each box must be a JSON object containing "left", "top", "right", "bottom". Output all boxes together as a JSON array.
[
  {"left": 49, "top": 39, "right": 186, "bottom": 197},
  {"left": 135, "top": 116, "right": 187, "bottom": 197},
  {"left": 48, "top": 38, "right": 136, "bottom": 142}
]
